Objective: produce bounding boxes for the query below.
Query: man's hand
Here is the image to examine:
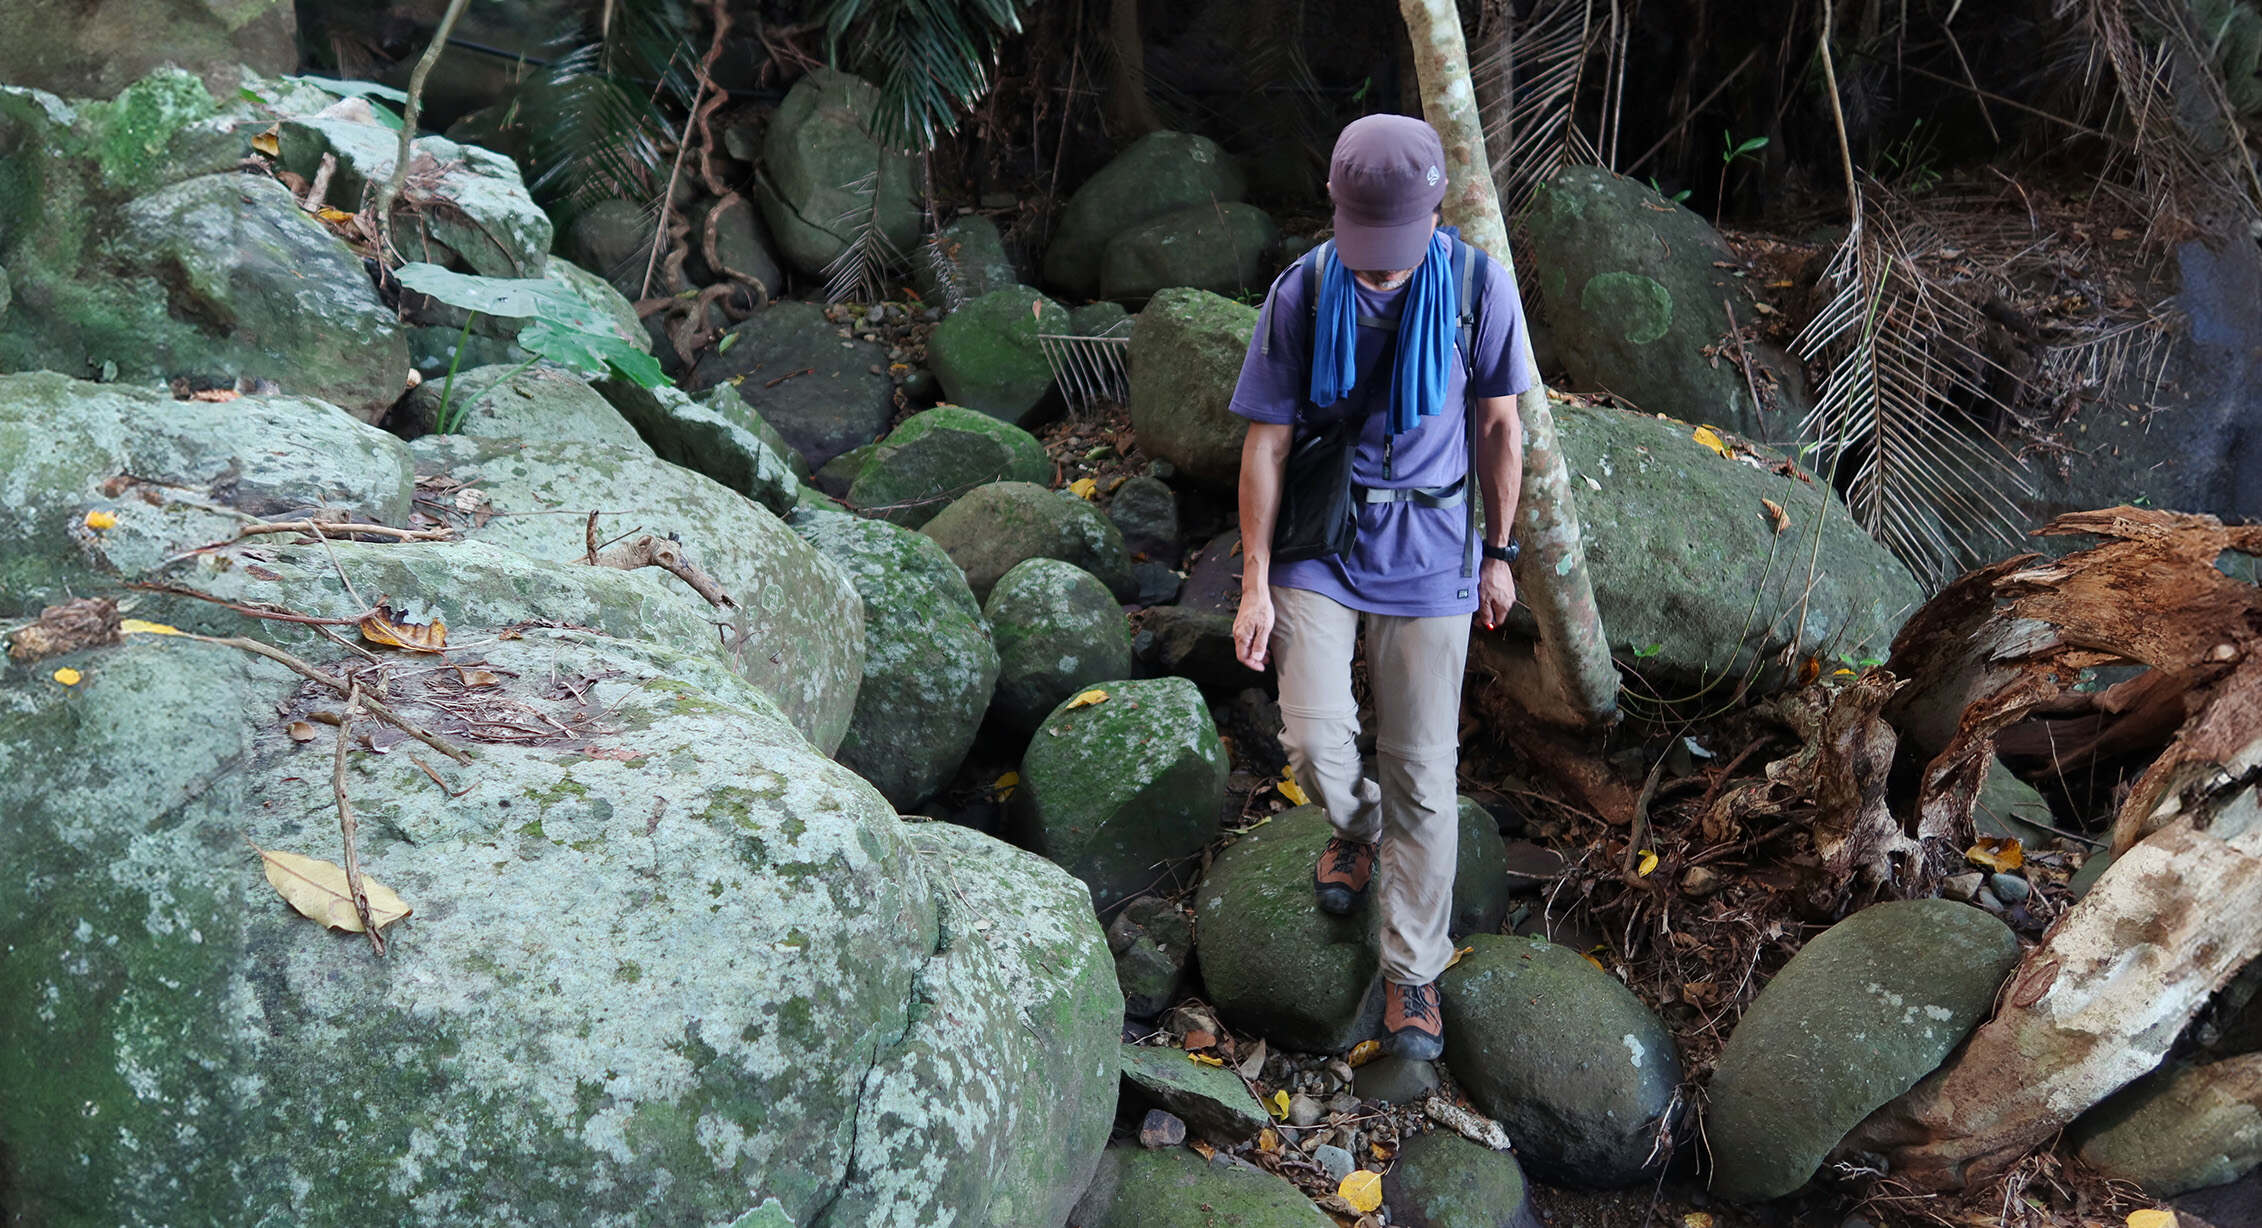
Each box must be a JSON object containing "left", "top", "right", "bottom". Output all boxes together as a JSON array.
[
  {"left": 1477, "top": 556, "right": 1517, "bottom": 631},
  {"left": 1234, "top": 588, "right": 1276, "bottom": 670}
]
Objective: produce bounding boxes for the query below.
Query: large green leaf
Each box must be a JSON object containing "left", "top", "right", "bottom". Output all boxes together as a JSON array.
[{"left": 396, "top": 263, "right": 666, "bottom": 389}]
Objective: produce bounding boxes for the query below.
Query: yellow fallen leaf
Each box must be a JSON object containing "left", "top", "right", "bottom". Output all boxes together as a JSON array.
[
  {"left": 992, "top": 770, "right": 1020, "bottom": 802},
  {"left": 1345, "top": 1039, "right": 1383, "bottom": 1067},
  {"left": 1637, "top": 849, "right": 1660, "bottom": 877},
  {"left": 1270, "top": 1090, "right": 1291, "bottom": 1120},
  {"left": 252, "top": 844, "right": 411, "bottom": 934},
  {"left": 83, "top": 509, "right": 118, "bottom": 530},
  {"left": 1692, "top": 426, "right": 1731, "bottom": 458},
  {"left": 1186, "top": 1052, "right": 1225, "bottom": 1067},
  {"left": 1584, "top": 948, "right": 1610, "bottom": 972},
  {"left": 1339, "top": 1171, "right": 1383, "bottom": 1214},
  {"left": 1277, "top": 770, "right": 1310, "bottom": 807},
  {"left": 1189, "top": 1139, "right": 1216, "bottom": 1160},
  {"left": 1444, "top": 944, "right": 1475, "bottom": 970},
  {"left": 2127, "top": 1212, "right": 2176, "bottom": 1228},
  {"left": 251, "top": 125, "right": 280, "bottom": 156},
  {"left": 1369, "top": 1139, "right": 1395, "bottom": 1161},
  {"left": 1067, "top": 477, "right": 1098, "bottom": 500},
  {"left": 120, "top": 619, "right": 182, "bottom": 636},
  {"left": 52, "top": 667, "right": 82, "bottom": 686},
  {"left": 1968, "top": 836, "right": 2024, "bottom": 873},
  {"left": 1256, "top": 1127, "right": 1281, "bottom": 1153},
  {"left": 313, "top": 206, "right": 356, "bottom": 223},
  {"left": 1684, "top": 1214, "right": 1715, "bottom": 1228},
  {"left": 1064, "top": 688, "right": 1108, "bottom": 710},
  {"left": 359, "top": 605, "right": 446, "bottom": 653}
]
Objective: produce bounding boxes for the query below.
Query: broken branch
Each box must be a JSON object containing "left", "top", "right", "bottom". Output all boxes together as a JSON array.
[
  {"left": 588, "top": 535, "right": 737, "bottom": 608},
  {"left": 332, "top": 681, "right": 385, "bottom": 957},
  {"left": 177, "top": 632, "right": 472, "bottom": 764}
]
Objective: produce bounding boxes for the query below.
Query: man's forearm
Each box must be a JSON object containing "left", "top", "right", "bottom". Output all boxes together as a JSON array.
[
  {"left": 1477, "top": 394, "right": 1523, "bottom": 546},
  {"left": 1239, "top": 424, "right": 1291, "bottom": 591}
]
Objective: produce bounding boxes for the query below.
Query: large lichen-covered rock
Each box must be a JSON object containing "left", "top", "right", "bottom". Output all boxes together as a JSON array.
[
  {"left": 984, "top": 558, "right": 1135, "bottom": 734},
  {"left": 915, "top": 214, "right": 1020, "bottom": 304},
  {"left": 1496, "top": 398, "right": 1923, "bottom": 691},
  {"left": 1522, "top": 167, "right": 1805, "bottom": 441},
  {"left": 1119, "top": 1043, "right": 1272, "bottom": 1145},
  {"left": 597, "top": 379, "right": 804, "bottom": 516},
  {"left": 1381, "top": 1130, "right": 1543, "bottom": 1228},
  {"left": 1438, "top": 933, "right": 1683, "bottom": 1188},
  {"left": 0, "top": 78, "right": 409, "bottom": 419},
  {"left": 0, "top": 0, "right": 295, "bottom": 101},
  {"left": 922, "top": 481, "right": 1138, "bottom": 604},
  {"left": 410, "top": 435, "right": 866, "bottom": 754},
  {"left": 1100, "top": 202, "right": 1279, "bottom": 305},
  {"left": 1043, "top": 131, "right": 1248, "bottom": 299},
  {"left": 401, "top": 363, "right": 650, "bottom": 453},
  {"left": 1014, "top": 676, "right": 1228, "bottom": 913},
  {"left": 0, "top": 620, "right": 1110, "bottom": 1227},
  {"left": 1068, "top": 1144, "right": 1333, "bottom": 1228},
  {"left": 278, "top": 113, "right": 552, "bottom": 278},
  {"left": 1192, "top": 802, "right": 1515, "bottom": 1054},
  {"left": 755, "top": 68, "right": 920, "bottom": 278},
  {"left": 792, "top": 513, "right": 999, "bottom": 810},
  {"left": 2073, "top": 1054, "right": 2262, "bottom": 1197},
  {"left": 688, "top": 301, "right": 897, "bottom": 468},
  {"left": 1707, "top": 899, "right": 2023, "bottom": 1202},
  {"left": 847, "top": 403, "right": 1053, "bottom": 527},
  {"left": 927, "top": 285, "right": 1065, "bottom": 425},
  {"left": 1128, "top": 289, "right": 1261, "bottom": 489},
  {"left": 0, "top": 371, "right": 412, "bottom": 618}
]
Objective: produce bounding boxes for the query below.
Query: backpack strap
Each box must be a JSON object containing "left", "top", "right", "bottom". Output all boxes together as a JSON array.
[{"left": 1454, "top": 235, "right": 1488, "bottom": 580}]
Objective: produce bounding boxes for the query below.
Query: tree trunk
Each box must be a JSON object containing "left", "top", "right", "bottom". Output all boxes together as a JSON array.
[
  {"left": 1105, "top": 0, "right": 1166, "bottom": 140},
  {"left": 1398, "top": 0, "right": 1620, "bottom": 728}
]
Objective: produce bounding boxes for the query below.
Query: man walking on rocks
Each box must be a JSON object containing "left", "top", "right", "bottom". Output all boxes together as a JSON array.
[{"left": 1229, "top": 114, "right": 1537, "bottom": 1061}]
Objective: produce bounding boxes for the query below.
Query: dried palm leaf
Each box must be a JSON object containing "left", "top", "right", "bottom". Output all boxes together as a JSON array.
[
  {"left": 823, "top": 171, "right": 904, "bottom": 304},
  {"left": 1478, "top": 0, "right": 1597, "bottom": 219}
]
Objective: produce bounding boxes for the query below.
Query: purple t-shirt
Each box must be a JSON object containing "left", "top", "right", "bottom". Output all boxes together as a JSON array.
[{"left": 1229, "top": 248, "right": 1540, "bottom": 617}]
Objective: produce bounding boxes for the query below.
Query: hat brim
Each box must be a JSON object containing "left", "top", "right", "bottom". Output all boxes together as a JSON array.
[{"left": 1332, "top": 212, "right": 1433, "bottom": 272}]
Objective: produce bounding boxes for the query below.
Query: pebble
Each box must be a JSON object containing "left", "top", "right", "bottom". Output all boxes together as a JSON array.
[
  {"left": 1990, "top": 873, "right": 2031, "bottom": 904},
  {"left": 1313, "top": 1144, "right": 1356, "bottom": 1183},
  {"left": 1287, "top": 1093, "right": 1325, "bottom": 1127},
  {"left": 1326, "top": 1059, "right": 1356, "bottom": 1086},
  {"left": 1352, "top": 1055, "right": 1440, "bottom": 1104},
  {"left": 1325, "top": 1092, "right": 1361, "bottom": 1117},
  {"left": 1680, "top": 865, "right": 1724, "bottom": 897},
  {"left": 1941, "top": 871, "right": 1986, "bottom": 902},
  {"left": 1137, "top": 1109, "right": 1185, "bottom": 1149}
]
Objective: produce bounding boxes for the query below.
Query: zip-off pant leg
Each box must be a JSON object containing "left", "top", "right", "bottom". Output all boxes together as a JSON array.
[{"left": 1270, "top": 586, "right": 1470, "bottom": 984}]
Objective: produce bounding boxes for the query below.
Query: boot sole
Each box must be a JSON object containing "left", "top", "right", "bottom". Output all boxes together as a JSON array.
[
  {"left": 1315, "top": 885, "right": 1363, "bottom": 915},
  {"left": 1387, "top": 1029, "right": 1445, "bottom": 1062}
]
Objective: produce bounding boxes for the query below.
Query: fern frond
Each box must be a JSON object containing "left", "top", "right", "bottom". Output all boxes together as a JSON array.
[
  {"left": 823, "top": 171, "right": 904, "bottom": 304},
  {"left": 817, "top": 0, "right": 1035, "bottom": 151}
]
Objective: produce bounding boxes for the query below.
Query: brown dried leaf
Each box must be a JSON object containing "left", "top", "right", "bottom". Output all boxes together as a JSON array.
[
  {"left": 454, "top": 667, "right": 502, "bottom": 688},
  {"left": 1760, "top": 498, "right": 1790, "bottom": 534},
  {"left": 253, "top": 843, "right": 410, "bottom": 934},
  {"left": 359, "top": 605, "right": 446, "bottom": 653},
  {"left": 287, "top": 721, "right": 319, "bottom": 743}
]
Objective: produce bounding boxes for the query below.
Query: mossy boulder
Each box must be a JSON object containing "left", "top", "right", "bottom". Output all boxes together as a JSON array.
[
  {"left": 0, "top": 371, "right": 412, "bottom": 618},
  {"left": 278, "top": 114, "right": 551, "bottom": 278},
  {"left": 1522, "top": 167, "right": 1806, "bottom": 440},
  {"left": 1043, "top": 131, "right": 1248, "bottom": 299},
  {"left": 755, "top": 68, "right": 920, "bottom": 278},
  {"left": 922, "top": 481, "right": 1137, "bottom": 604},
  {"left": 1120, "top": 1043, "right": 1272, "bottom": 1145},
  {"left": 1128, "top": 289, "right": 1261, "bottom": 488},
  {"left": 985, "top": 558, "right": 1135, "bottom": 734},
  {"left": 402, "top": 364, "right": 649, "bottom": 453},
  {"left": 1068, "top": 1144, "right": 1333, "bottom": 1228},
  {"left": 927, "top": 285, "right": 1066, "bottom": 426},
  {"left": 1100, "top": 202, "right": 1279, "bottom": 305},
  {"left": 0, "top": 0, "right": 294, "bottom": 101},
  {"left": 0, "top": 621, "right": 1111, "bottom": 1226},
  {"left": 1506, "top": 398, "right": 1922, "bottom": 691},
  {"left": 1381, "top": 1130, "right": 1543, "bottom": 1228},
  {"left": 409, "top": 434, "right": 866, "bottom": 754},
  {"left": 0, "top": 78, "right": 409, "bottom": 419},
  {"left": 598, "top": 379, "right": 804, "bottom": 517},
  {"left": 848, "top": 404, "right": 1052, "bottom": 527},
  {"left": 2073, "top": 1054, "right": 2262, "bottom": 1197},
  {"left": 793, "top": 513, "right": 999, "bottom": 809},
  {"left": 689, "top": 301, "right": 896, "bottom": 468},
  {"left": 1193, "top": 803, "right": 1520, "bottom": 1055},
  {"left": 1014, "top": 676, "right": 1228, "bottom": 913},
  {"left": 915, "top": 214, "right": 1019, "bottom": 304},
  {"left": 1438, "top": 934, "right": 1683, "bottom": 1187},
  {"left": 1707, "top": 899, "right": 2023, "bottom": 1202}
]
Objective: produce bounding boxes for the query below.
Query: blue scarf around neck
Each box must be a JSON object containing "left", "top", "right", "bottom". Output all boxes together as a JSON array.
[{"left": 1308, "top": 230, "right": 1456, "bottom": 436}]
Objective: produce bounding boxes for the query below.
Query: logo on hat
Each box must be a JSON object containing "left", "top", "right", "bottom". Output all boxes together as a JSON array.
[{"left": 1426, "top": 165, "right": 1441, "bottom": 186}]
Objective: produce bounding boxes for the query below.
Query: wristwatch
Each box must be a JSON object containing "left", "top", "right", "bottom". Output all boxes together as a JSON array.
[{"left": 1482, "top": 538, "right": 1520, "bottom": 564}]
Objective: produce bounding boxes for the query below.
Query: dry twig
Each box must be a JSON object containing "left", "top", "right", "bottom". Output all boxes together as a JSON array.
[{"left": 332, "top": 681, "right": 385, "bottom": 956}]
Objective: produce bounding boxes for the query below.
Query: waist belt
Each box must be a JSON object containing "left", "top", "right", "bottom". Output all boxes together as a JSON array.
[{"left": 1356, "top": 475, "right": 1467, "bottom": 509}]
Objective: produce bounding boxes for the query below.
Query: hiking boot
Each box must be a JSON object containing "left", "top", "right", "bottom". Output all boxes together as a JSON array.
[
  {"left": 1384, "top": 979, "right": 1445, "bottom": 1062},
  {"left": 1313, "top": 837, "right": 1377, "bottom": 915}
]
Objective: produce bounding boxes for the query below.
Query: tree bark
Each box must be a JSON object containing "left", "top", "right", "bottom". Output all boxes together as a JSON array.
[
  {"left": 1105, "top": 0, "right": 1166, "bottom": 140},
  {"left": 1398, "top": 0, "right": 1620, "bottom": 727}
]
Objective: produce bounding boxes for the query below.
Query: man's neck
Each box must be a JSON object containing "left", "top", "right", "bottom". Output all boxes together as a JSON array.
[{"left": 1354, "top": 270, "right": 1413, "bottom": 292}]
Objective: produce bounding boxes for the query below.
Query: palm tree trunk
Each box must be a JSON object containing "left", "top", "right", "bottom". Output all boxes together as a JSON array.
[{"left": 1399, "top": 0, "right": 1620, "bottom": 728}]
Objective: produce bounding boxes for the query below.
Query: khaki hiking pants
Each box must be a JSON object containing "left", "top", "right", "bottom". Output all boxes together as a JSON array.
[{"left": 1270, "top": 585, "right": 1469, "bottom": 985}]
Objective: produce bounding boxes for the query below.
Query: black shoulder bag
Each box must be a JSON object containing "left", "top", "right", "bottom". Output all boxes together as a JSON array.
[{"left": 1272, "top": 326, "right": 1398, "bottom": 563}]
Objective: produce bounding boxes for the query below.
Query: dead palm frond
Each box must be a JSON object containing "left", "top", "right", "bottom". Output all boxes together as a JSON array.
[
  {"left": 515, "top": 0, "right": 699, "bottom": 227},
  {"left": 1791, "top": 194, "right": 2038, "bottom": 587},
  {"left": 1477, "top": 0, "right": 1598, "bottom": 218},
  {"left": 823, "top": 171, "right": 904, "bottom": 304}
]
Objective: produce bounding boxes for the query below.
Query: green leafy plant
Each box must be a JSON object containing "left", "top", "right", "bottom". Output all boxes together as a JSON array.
[
  {"left": 815, "top": 0, "right": 1039, "bottom": 150},
  {"left": 1630, "top": 642, "right": 1665, "bottom": 659},
  {"left": 1721, "top": 131, "right": 1769, "bottom": 167},
  {"left": 284, "top": 75, "right": 409, "bottom": 129},
  {"left": 395, "top": 263, "right": 666, "bottom": 433},
  {"left": 1649, "top": 176, "right": 1692, "bottom": 204}
]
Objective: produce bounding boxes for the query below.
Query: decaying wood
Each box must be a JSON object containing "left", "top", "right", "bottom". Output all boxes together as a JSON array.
[
  {"left": 587, "top": 535, "right": 737, "bottom": 609},
  {"left": 232, "top": 520, "right": 455, "bottom": 544},
  {"left": 5, "top": 596, "right": 121, "bottom": 662},
  {"left": 1422, "top": 1093, "right": 1514, "bottom": 1152},
  {"left": 1835, "top": 507, "right": 2262, "bottom": 1190}
]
